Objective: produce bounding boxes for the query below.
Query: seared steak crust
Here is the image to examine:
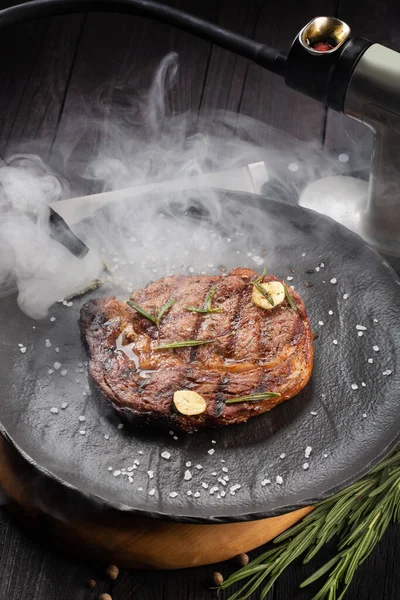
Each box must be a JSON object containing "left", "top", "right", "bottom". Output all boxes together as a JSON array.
[{"left": 80, "top": 268, "right": 314, "bottom": 431}]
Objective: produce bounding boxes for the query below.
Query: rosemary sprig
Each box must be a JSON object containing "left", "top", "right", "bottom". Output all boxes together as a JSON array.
[
  {"left": 155, "top": 298, "right": 176, "bottom": 326},
  {"left": 127, "top": 300, "right": 157, "bottom": 325},
  {"left": 250, "top": 267, "right": 274, "bottom": 306},
  {"left": 225, "top": 392, "right": 281, "bottom": 404},
  {"left": 218, "top": 444, "right": 400, "bottom": 600},
  {"left": 127, "top": 298, "right": 176, "bottom": 327},
  {"left": 155, "top": 339, "right": 214, "bottom": 350},
  {"left": 253, "top": 281, "right": 275, "bottom": 306},
  {"left": 186, "top": 285, "right": 222, "bottom": 314},
  {"left": 284, "top": 284, "right": 297, "bottom": 311}
]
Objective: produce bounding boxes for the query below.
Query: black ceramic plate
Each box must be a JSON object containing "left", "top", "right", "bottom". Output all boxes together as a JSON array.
[{"left": 0, "top": 190, "right": 399, "bottom": 523}]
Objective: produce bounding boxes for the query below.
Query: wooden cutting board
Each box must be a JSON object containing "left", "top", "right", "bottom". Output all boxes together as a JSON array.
[{"left": 0, "top": 434, "right": 313, "bottom": 569}]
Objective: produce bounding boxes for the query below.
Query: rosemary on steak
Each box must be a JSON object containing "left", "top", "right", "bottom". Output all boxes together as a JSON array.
[
  {"left": 218, "top": 444, "right": 400, "bottom": 600},
  {"left": 127, "top": 298, "right": 176, "bottom": 327},
  {"left": 225, "top": 392, "right": 281, "bottom": 404},
  {"left": 155, "top": 339, "right": 215, "bottom": 350},
  {"left": 186, "top": 285, "right": 222, "bottom": 314},
  {"left": 284, "top": 284, "right": 297, "bottom": 310},
  {"left": 250, "top": 267, "right": 275, "bottom": 306}
]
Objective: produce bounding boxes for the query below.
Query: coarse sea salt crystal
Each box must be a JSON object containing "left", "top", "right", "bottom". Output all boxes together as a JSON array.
[
  {"left": 230, "top": 484, "right": 241, "bottom": 494},
  {"left": 79, "top": 416, "right": 86, "bottom": 422},
  {"left": 287, "top": 276, "right": 293, "bottom": 281},
  {"left": 61, "top": 402, "right": 68, "bottom": 409},
  {"left": 79, "top": 429, "right": 86, "bottom": 435},
  {"left": 149, "top": 489, "right": 156, "bottom": 496},
  {"left": 280, "top": 453, "right": 286, "bottom": 459},
  {"left": 169, "top": 491, "right": 178, "bottom": 498},
  {"left": 113, "top": 470, "right": 121, "bottom": 477},
  {"left": 50, "top": 317, "right": 56, "bottom": 322},
  {"left": 330, "top": 278, "right": 337, "bottom": 284},
  {"left": 373, "top": 345, "right": 380, "bottom": 352},
  {"left": 108, "top": 467, "right": 112, "bottom": 472},
  {"left": 61, "top": 369, "right": 67, "bottom": 376},
  {"left": 117, "top": 423, "right": 124, "bottom": 429},
  {"left": 45, "top": 339, "right": 52, "bottom": 348},
  {"left": 208, "top": 448, "right": 215, "bottom": 455},
  {"left": 276, "top": 476, "right": 283, "bottom": 485},
  {"left": 361, "top": 382, "right": 367, "bottom": 387},
  {"left": 194, "top": 492, "right": 201, "bottom": 498},
  {"left": 186, "top": 461, "right": 192, "bottom": 467},
  {"left": 20, "top": 347, "right": 27, "bottom": 354},
  {"left": 53, "top": 362, "right": 61, "bottom": 370},
  {"left": 261, "top": 479, "right": 270, "bottom": 486},
  {"left": 383, "top": 370, "right": 393, "bottom": 376},
  {"left": 184, "top": 470, "right": 192, "bottom": 481},
  {"left": 196, "top": 464, "right": 203, "bottom": 470},
  {"left": 48, "top": 369, "right": 54, "bottom": 375},
  {"left": 211, "top": 440, "right": 216, "bottom": 444},
  {"left": 147, "top": 470, "right": 154, "bottom": 479},
  {"left": 305, "top": 446, "right": 312, "bottom": 458},
  {"left": 104, "top": 434, "right": 110, "bottom": 440},
  {"left": 358, "top": 332, "right": 363, "bottom": 337},
  {"left": 310, "top": 410, "right": 317, "bottom": 416},
  {"left": 333, "top": 339, "right": 338, "bottom": 345},
  {"left": 368, "top": 358, "right": 374, "bottom": 364},
  {"left": 161, "top": 451, "right": 171, "bottom": 460},
  {"left": 315, "top": 266, "right": 320, "bottom": 272},
  {"left": 351, "top": 383, "right": 359, "bottom": 390},
  {"left": 323, "top": 453, "right": 328, "bottom": 458},
  {"left": 328, "top": 310, "right": 333, "bottom": 315},
  {"left": 343, "top": 293, "right": 348, "bottom": 300},
  {"left": 55, "top": 347, "right": 60, "bottom": 353},
  {"left": 362, "top": 413, "right": 367, "bottom": 418},
  {"left": 303, "top": 462, "right": 309, "bottom": 470},
  {"left": 318, "top": 321, "right": 324, "bottom": 326},
  {"left": 202, "top": 482, "right": 209, "bottom": 489},
  {"left": 50, "top": 407, "right": 58, "bottom": 414},
  {"left": 222, "top": 466, "right": 228, "bottom": 473},
  {"left": 356, "top": 325, "right": 367, "bottom": 331}
]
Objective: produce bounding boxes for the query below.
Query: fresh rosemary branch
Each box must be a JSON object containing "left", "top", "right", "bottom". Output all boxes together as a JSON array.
[
  {"left": 155, "top": 339, "right": 214, "bottom": 350},
  {"left": 218, "top": 445, "right": 400, "bottom": 600},
  {"left": 225, "top": 392, "right": 281, "bottom": 405},
  {"left": 127, "top": 298, "right": 175, "bottom": 327},
  {"left": 186, "top": 285, "right": 222, "bottom": 314}
]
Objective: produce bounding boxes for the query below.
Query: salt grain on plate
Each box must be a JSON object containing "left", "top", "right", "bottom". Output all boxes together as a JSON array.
[
  {"left": 186, "top": 461, "right": 192, "bottom": 467},
  {"left": 280, "top": 453, "right": 286, "bottom": 459},
  {"left": 208, "top": 448, "right": 215, "bottom": 455},
  {"left": 50, "top": 317, "right": 56, "bottom": 322},
  {"left": 368, "top": 358, "right": 374, "bottom": 364},
  {"left": 149, "top": 489, "right": 156, "bottom": 496},
  {"left": 211, "top": 440, "right": 216, "bottom": 444},
  {"left": 315, "top": 266, "right": 320, "bottom": 272},
  {"left": 20, "top": 347, "right": 26, "bottom": 354},
  {"left": 147, "top": 470, "right": 154, "bottom": 479},
  {"left": 113, "top": 470, "right": 121, "bottom": 477},
  {"left": 323, "top": 453, "right": 328, "bottom": 458},
  {"left": 373, "top": 345, "right": 380, "bottom": 352},
  {"left": 351, "top": 383, "right": 359, "bottom": 390},
  {"left": 45, "top": 339, "right": 52, "bottom": 347},
  {"left": 318, "top": 321, "right": 324, "bottom": 326},
  {"left": 104, "top": 434, "right": 110, "bottom": 440},
  {"left": 78, "top": 416, "right": 86, "bottom": 422},
  {"left": 222, "top": 467, "right": 228, "bottom": 473},
  {"left": 287, "top": 276, "right": 293, "bottom": 281},
  {"left": 343, "top": 293, "right": 348, "bottom": 300},
  {"left": 48, "top": 369, "right": 54, "bottom": 375},
  {"left": 330, "top": 278, "right": 337, "bottom": 284},
  {"left": 333, "top": 340, "right": 338, "bottom": 345},
  {"left": 361, "top": 382, "right": 367, "bottom": 387},
  {"left": 362, "top": 413, "right": 367, "bottom": 418},
  {"left": 53, "top": 362, "right": 61, "bottom": 370},
  {"left": 230, "top": 484, "right": 241, "bottom": 493},
  {"left": 50, "top": 407, "right": 58, "bottom": 414},
  {"left": 194, "top": 492, "right": 201, "bottom": 498},
  {"left": 61, "top": 369, "right": 67, "bottom": 376},
  {"left": 196, "top": 464, "right": 203, "bottom": 470},
  {"left": 169, "top": 492, "right": 178, "bottom": 498},
  {"left": 383, "top": 370, "right": 393, "bottom": 376},
  {"left": 358, "top": 332, "right": 363, "bottom": 337},
  {"left": 356, "top": 325, "right": 367, "bottom": 331},
  {"left": 328, "top": 310, "right": 333, "bottom": 315},
  {"left": 161, "top": 451, "right": 171, "bottom": 460},
  {"left": 202, "top": 482, "right": 209, "bottom": 489},
  {"left": 184, "top": 470, "right": 192, "bottom": 481},
  {"left": 303, "top": 462, "right": 309, "bottom": 470},
  {"left": 211, "top": 471, "right": 217, "bottom": 476},
  {"left": 117, "top": 423, "right": 124, "bottom": 429},
  {"left": 310, "top": 411, "right": 317, "bottom": 416},
  {"left": 276, "top": 476, "right": 283, "bottom": 485},
  {"left": 108, "top": 467, "right": 112, "bottom": 472},
  {"left": 305, "top": 446, "right": 312, "bottom": 458},
  {"left": 261, "top": 479, "right": 271, "bottom": 486},
  {"left": 61, "top": 402, "right": 68, "bottom": 409},
  {"left": 55, "top": 347, "right": 60, "bottom": 353},
  {"left": 79, "top": 430, "right": 86, "bottom": 435}
]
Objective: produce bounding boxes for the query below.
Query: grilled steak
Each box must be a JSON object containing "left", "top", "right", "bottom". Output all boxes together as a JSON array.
[{"left": 80, "top": 268, "right": 314, "bottom": 432}]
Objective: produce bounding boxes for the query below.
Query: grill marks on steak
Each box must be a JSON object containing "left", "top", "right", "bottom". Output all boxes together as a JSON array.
[{"left": 80, "top": 268, "right": 314, "bottom": 431}]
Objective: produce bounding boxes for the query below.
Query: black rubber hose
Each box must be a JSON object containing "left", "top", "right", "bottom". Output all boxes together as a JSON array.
[{"left": 0, "top": 0, "right": 287, "bottom": 76}]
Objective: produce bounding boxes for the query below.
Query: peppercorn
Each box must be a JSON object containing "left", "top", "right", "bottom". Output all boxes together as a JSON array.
[
  {"left": 87, "top": 578, "right": 97, "bottom": 589},
  {"left": 212, "top": 572, "right": 224, "bottom": 586},
  {"left": 235, "top": 553, "right": 249, "bottom": 567},
  {"left": 105, "top": 565, "right": 119, "bottom": 580},
  {"left": 98, "top": 594, "right": 112, "bottom": 600}
]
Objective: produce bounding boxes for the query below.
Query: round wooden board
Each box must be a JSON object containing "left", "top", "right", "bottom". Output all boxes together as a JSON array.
[{"left": 0, "top": 435, "right": 313, "bottom": 569}]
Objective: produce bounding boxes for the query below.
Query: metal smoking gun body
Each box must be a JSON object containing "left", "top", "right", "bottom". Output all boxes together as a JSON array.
[{"left": 288, "top": 17, "right": 400, "bottom": 257}]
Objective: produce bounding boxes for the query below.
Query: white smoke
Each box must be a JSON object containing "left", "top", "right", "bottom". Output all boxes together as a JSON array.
[{"left": 0, "top": 53, "right": 358, "bottom": 319}]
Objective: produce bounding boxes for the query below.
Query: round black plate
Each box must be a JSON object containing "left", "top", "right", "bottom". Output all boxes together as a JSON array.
[{"left": 0, "top": 190, "right": 399, "bottom": 523}]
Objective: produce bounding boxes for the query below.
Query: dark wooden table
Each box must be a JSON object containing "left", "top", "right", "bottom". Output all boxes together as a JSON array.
[{"left": 0, "top": 1, "right": 399, "bottom": 598}]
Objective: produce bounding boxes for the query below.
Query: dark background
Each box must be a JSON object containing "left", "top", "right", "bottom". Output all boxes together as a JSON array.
[{"left": 0, "top": 0, "right": 399, "bottom": 598}]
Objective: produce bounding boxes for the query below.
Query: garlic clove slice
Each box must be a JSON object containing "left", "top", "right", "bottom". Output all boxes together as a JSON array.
[
  {"left": 252, "top": 281, "right": 285, "bottom": 310},
  {"left": 173, "top": 390, "right": 207, "bottom": 416}
]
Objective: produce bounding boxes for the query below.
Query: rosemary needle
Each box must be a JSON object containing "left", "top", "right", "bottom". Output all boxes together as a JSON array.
[
  {"left": 127, "top": 300, "right": 157, "bottom": 325},
  {"left": 155, "top": 339, "right": 214, "bottom": 350},
  {"left": 225, "top": 392, "right": 281, "bottom": 404}
]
